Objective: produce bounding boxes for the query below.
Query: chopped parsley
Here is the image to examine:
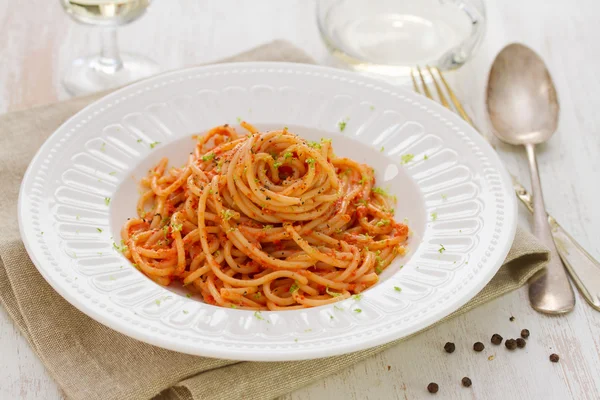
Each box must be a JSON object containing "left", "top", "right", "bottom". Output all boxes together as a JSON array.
[
  {"left": 220, "top": 209, "right": 235, "bottom": 221},
  {"left": 262, "top": 225, "right": 273, "bottom": 231},
  {"left": 100, "top": 142, "right": 106, "bottom": 152},
  {"left": 372, "top": 187, "right": 390, "bottom": 196},
  {"left": 394, "top": 286, "right": 402, "bottom": 292},
  {"left": 352, "top": 294, "right": 363, "bottom": 301},
  {"left": 400, "top": 154, "right": 415, "bottom": 164},
  {"left": 354, "top": 199, "right": 368, "bottom": 207},
  {"left": 326, "top": 286, "right": 341, "bottom": 297},
  {"left": 289, "top": 282, "right": 300, "bottom": 293},
  {"left": 424, "top": 154, "right": 429, "bottom": 160},
  {"left": 306, "top": 158, "right": 316, "bottom": 165},
  {"left": 96, "top": 228, "right": 103, "bottom": 233},
  {"left": 308, "top": 141, "right": 321, "bottom": 149},
  {"left": 375, "top": 219, "right": 390, "bottom": 227},
  {"left": 136, "top": 139, "right": 143, "bottom": 143},
  {"left": 338, "top": 119, "right": 347, "bottom": 132},
  {"left": 254, "top": 311, "right": 264, "bottom": 320},
  {"left": 202, "top": 153, "right": 215, "bottom": 161},
  {"left": 354, "top": 308, "right": 362, "bottom": 313},
  {"left": 109, "top": 171, "right": 117, "bottom": 176},
  {"left": 334, "top": 305, "right": 344, "bottom": 311},
  {"left": 431, "top": 212, "right": 438, "bottom": 221},
  {"left": 171, "top": 222, "right": 183, "bottom": 232},
  {"left": 284, "top": 152, "right": 293, "bottom": 159},
  {"left": 186, "top": 293, "right": 193, "bottom": 298},
  {"left": 104, "top": 197, "right": 111, "bottom": 206},
  {"left": 441, "top": 194, "right": 447, "bottom": 200},
  {"left": 113, "top": 240, "right": 128, "bottom": 253},
  {"left": 183, "top": 310, "right": 189, "bottom": 314},
  {"left": 380, "top": 146, "right": 385, "bottom": 152},
  {"left": 439, "top": 244, "right": 446, "bottom": 254},
  {"left": 358, "top": 175, "right": 368, "bottom": 185},
  {"left": 273, "top": 161, "right": 282, "bottom": 168},
  {"left": 149, "top": 141, "right": 160, "bottom": 149}
]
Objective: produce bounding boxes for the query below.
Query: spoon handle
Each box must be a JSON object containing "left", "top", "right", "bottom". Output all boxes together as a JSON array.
[
  {"left": 525, "top": 143, "right": 575, "bottom": 314},
  {"left": 513, "top": 177, "right": 600, "bottom": 311}
]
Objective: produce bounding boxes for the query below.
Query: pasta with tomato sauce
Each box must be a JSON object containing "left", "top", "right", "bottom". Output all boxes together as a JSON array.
[{"left": 120, "top": 122, "right": 409, "bottom": 310}]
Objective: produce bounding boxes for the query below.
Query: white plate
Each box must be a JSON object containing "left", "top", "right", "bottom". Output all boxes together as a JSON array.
[{"left": 19, "top": 62, "right": 516, "bottom": 361}]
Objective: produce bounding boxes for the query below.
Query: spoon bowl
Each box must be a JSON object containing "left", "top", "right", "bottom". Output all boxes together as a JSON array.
[{"left": 487, "top": 43, "right": 559, "bottom": 145}]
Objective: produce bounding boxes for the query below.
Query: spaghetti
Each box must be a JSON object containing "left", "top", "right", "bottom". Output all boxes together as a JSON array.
[{"left": 121, "top": 123, "right": 409, "bottom": 310}]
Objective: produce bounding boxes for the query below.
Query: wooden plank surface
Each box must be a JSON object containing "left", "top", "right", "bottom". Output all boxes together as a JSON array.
[{"left": 1, "top": 1, "right": 599, "bottom": 399}]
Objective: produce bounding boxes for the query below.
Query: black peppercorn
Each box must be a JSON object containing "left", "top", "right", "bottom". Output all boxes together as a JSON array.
[
  {"left": 521, "top": 329, "right": 530, "bottom": 339},
  {"left": 509, "top": 316, "right": 515, "bottom": 321},
  {"left": 461, "top": 377, "right": 472, "bottom": 387},
  {"left": 550, "top": 353, "right": 560, "bottom": 362},
  {"left": 516, "top": 338, "right": 526, "bottom": 348},
  {"left": 505, "top": 339, "right": 517, "bottom": 350},
  {"left": 444, "top": 342, "right": 456, "bottom": 353},
  {"left": 473, "top": 342, "right": 485, "bottom": 352},
  {"left": 427, "top": 382, "right": 439, "bottom": 394},
  {"left": 491, "top": 334, "right": 503, "bottom": 345}
]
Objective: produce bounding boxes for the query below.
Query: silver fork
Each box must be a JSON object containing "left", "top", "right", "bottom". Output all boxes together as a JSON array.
[{"left": 412, "top": 65, "right": 600, "bottom": 311}]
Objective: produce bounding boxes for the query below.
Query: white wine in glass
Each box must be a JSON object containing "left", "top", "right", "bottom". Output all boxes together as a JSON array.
[{"left": 61, "top": 0, "right": 160, "bottom": 96}]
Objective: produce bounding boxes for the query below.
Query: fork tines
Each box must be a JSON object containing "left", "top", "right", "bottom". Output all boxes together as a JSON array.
[{"left": 411, "top": 66, "right": 473, "bottom": 127}]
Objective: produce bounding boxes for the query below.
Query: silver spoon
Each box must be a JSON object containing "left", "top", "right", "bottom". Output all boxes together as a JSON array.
[{"left": 486, "top": 43, "right": 575, "bottom": 314}]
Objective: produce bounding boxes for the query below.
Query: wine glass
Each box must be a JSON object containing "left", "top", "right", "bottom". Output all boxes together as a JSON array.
[
  {"left": 317, "top": 0, "right": 486, "bottom": 84},
  {"left": 60, "top": 0, "right": 161, "bottom": 96}
]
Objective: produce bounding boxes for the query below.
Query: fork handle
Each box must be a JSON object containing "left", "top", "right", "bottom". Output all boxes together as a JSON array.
[{"left": 513, "top": 173, "right": 600, "bottom": 310}]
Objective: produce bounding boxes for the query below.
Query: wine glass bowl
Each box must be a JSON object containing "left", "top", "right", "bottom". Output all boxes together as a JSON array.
[
  {"left": 61, "top": 0, "right": 160, "bottom": 96},
  {"left": 317, "top": 0, "right": 486, "bottom": 83},
  {"left": 60, "top": 0, "right": 150, "bottom": 26}
]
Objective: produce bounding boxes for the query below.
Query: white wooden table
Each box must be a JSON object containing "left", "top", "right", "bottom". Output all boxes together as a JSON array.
[{"left": 1, "top": 1, "right": 599, "bottom": 399}]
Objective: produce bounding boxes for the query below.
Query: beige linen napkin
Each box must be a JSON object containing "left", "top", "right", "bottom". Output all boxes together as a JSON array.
[{"left": 0, "top": 40, "right": 549, "bottom": 400}]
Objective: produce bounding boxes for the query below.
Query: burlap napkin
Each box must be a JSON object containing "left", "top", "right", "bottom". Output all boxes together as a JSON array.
[{"left": 0, "top": 40, "right": 549, "bottom": 400}]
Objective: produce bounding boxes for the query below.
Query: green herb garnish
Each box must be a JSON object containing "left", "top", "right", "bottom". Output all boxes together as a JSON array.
[
  {"left": 400, "top": 154, "right": 415, "bottom": 164},
  {"left": 202, "top": 153, "right": 215, "bottom": 162}
]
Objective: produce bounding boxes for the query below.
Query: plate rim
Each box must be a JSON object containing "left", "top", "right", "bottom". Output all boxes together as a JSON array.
[{"left": 18, "top": 61, "right": 517, "bottom": 361}]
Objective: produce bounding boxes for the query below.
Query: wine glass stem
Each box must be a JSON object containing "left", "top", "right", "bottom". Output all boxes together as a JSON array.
[{"left": 98, "top": 28, "right": 123, "bottom": 74}]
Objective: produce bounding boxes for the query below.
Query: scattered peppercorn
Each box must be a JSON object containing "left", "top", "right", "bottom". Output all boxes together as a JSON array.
[
  {"left": 444, "top": 342, "right": 456, "bottom": 353},
  {"left": 505, "top": 339, "right": 517, "bottom": 350},
  {"left": 473, "top": 342, "right": 485, "bottom": 352},
  {"left": 491, "top": 334, "right": 503, "bottom": 345},
  {"left": 427, "top": 382, "right": 439, "bottom": 394},
  {"left": 509, "top": 316, "right": 515, "bottom": 322},
  {"left": 387, "top": 365, "right": 391, "bottom": 371},
  {"left": 461, "top": 377, "right": 472, "bottom": 387},
  {"left": 516, "top": 338, "right": 526, "bottom": 348},
  {"left": 521, "top": 329, "right": 530, "bottom": 339},
  {"left": 550, "top": 353, "right": 560, "bottom": 363}
]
